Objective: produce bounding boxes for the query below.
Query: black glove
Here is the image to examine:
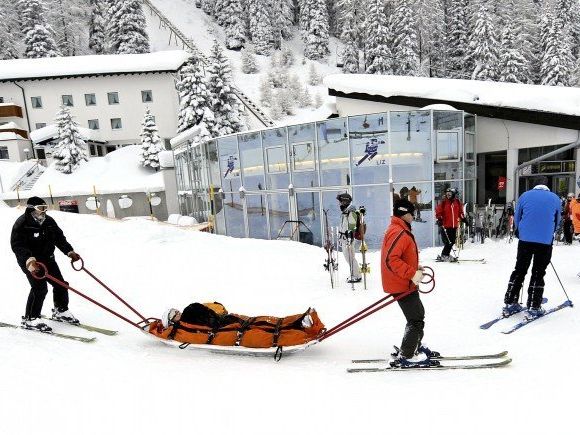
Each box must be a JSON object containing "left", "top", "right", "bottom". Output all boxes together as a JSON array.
[
  {"left": 436, "top": 219, "right": 443, "bottom": 227},
  {"left": 514, "top": 228, "right": 519, "bottom": 239},
  {"left": 359, "top": 206, "right": 366, "bottom": 215}
]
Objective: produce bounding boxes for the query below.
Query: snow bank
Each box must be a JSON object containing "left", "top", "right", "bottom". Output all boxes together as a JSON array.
[{"left": 324, "top": 74, "right": 580, "bottom": 117}]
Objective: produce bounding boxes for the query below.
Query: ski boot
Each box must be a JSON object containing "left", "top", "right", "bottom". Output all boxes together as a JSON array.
[
  {"left": 525, "top": 307, "right": 546, "bottom": 320},
  {"left": 347, "top": 277, "right": 362, "bottom": 284},
  {"left": 390, "top": 353, "right": 440, "bottom": 368},
  {"left": 502, "top": 303, "right": 524, "bottom": 317},
  {"left": 417, "top": 345, "right": 440, "bottom": 359},
  {"left": 51, "top": 308, "right": 80, "bottom": 324},
  {"left": 21, "top": 317, "right": 52, "bottom": 332}
]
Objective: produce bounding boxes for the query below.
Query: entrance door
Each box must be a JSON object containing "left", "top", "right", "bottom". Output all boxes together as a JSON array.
[
  {"left": 295, "top": 191, "right": 321, "bottom": 245},
  {"left": 553, "top": 175, "right": 574, "bottom": 197}
]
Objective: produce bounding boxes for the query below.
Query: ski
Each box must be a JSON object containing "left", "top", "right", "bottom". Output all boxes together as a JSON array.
[
  {"left": 347, "top": 358, "right": 512, "bottom": 372},
  {"left": 351, "top": 351, "right": 508, "bottom": 364},
  {"left": 358, "top": 207, "right": 369, "bottom": 290},
  {"left": 0, "top": 321, "right": 96, "bottom": 343},
  {"left": 433, "top": 257, "right": 486, "bottom": 263},
  {"left": 41, "top": 316, "right": 118, "bottom": 336},
  {"left": 322, "top": 209, "right": 338, "bottom": 289},
  {"left": 480, "top": 298, "right": 549, "bottom": 330},
  {"left": 501, "top": 300, "right": 574, "bottom": 334}
]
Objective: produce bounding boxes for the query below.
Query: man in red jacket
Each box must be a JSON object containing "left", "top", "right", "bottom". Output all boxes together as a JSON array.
[
  {"left": 435, "top": 187, "right": 466, "bottom": 262},
  {"left": 381, "top": 199, "right": 439, "bottom": 367}
]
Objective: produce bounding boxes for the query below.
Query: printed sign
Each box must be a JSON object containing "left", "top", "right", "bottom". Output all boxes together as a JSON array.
[
  {"left": 222, "top": 155, "right": 239, "bottom": 179},
  {"left": 353, "top": 137, "right": 386, "bottom": 167},
  {"left": 498, "top": 176, "right": 506, "bottom": 191},
  {"left": 58, "top": 199, "right": 79, "bottom": 213}
]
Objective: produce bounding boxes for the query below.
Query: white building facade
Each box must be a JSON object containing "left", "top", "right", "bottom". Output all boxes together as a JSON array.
[
  {"left": 0, "top": 50, "right": 188, "bottom": 162},
  {"left": 324, "top": 75, "right": 580, "bottom": 203}
]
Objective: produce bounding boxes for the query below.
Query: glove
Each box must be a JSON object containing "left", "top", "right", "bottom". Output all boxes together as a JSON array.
[
  {"left": 68, "top": 251, "right": 81, "bottom": 262},
  {"left": 461, "top": 217, "right": 468, "bottom": 224},
  {"left": 26, "top": 257, "right": 39, "bottom": 273},
  {"left": 436, "top": 219, "right": 443, "bottom": 227},
  {"left": 359, "top": 206, "right": 366, "bottom": 215},
  {"left": 411, "top": 269, "right": 424, "bottom": 285}
]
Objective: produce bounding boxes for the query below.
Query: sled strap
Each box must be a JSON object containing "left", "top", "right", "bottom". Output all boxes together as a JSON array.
[
  {"left": 168, "top": 321, "right": 180, "bottom": 340},
  {"left": 206, "top": 323, "right": 221, "bottom": 345},
  {"left": 235, "top": 317, "right": 256, "bottom": 346},
  {"left": 271, "top": 318, "right": 283, "bottom": 347},
  {"left": 274, "top": 346, "right": 283, "bottom": 362}
]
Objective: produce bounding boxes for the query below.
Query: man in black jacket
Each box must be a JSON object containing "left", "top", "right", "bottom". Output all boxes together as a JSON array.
[{"left": 11, "top": 196, "right": 81, "bottom": 331}]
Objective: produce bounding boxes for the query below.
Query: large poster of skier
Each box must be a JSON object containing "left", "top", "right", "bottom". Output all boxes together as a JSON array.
[
  {"left": 221, "top": 154, "right": 239, "bottom": 179},
  {"left": 349, "top": 114, "right": 388, "bottom": 172}
]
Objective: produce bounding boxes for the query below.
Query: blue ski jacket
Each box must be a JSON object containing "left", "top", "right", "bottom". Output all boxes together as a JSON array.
[{"left": 515, "top": 185, "right": 561, "bottom": 245}]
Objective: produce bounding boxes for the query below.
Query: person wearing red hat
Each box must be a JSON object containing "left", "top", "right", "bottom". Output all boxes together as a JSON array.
[{"left": 10, "top": 196, "right": 81, "bottom": 332}]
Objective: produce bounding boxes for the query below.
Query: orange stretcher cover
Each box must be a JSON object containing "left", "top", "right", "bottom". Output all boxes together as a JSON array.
[{"left": 146, "top": 308, "right": 325, "bottom": 348}]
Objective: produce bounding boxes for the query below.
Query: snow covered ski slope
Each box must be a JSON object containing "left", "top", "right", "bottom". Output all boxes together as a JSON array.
[{"left": 0, "top": 205, "right": 578, "bottom": 434}]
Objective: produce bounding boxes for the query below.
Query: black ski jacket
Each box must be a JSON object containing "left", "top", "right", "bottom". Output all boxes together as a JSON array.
[{"left": 11, "top": 209, "right": 74, "bottom": 268}]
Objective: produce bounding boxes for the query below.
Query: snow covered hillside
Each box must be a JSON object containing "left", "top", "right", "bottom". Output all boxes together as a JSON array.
[{"left": 0, "top": 205, "right": 578, "bottom": 434}]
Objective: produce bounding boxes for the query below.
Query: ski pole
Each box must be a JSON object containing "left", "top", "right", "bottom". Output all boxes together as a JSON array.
[{"left": 550, "top": 262, "right": 572, "bottom": 302}]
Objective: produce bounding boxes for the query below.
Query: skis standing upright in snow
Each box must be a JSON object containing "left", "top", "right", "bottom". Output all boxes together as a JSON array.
[
  {"left": 323, "top": 209, "right": 338, "bottom": 289},
  {"left": 358, "top": 206, "right": 369, "bottom": 290}
]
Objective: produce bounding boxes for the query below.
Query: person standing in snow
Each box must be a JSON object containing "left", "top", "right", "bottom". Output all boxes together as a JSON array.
[
  {"left": 337, "top": 193, "right": 362, "bottom": 284},
  {"left": 435, "top": 187, "right": 466, "bottom": 261},
  {"left": 381, "top": 199, "right": 438, "bottom": 367},
  {"left": 562, "top": 193, "right": 574, "bottom": 244},
  {"left": 10, "top": 196, "right": 81, "bottom": 332},
  {"left": 503, "top": 177, "right": 561, "bottom": 318},
  {"left": 571, "top": 193, "right": 580, "bottom": 238}
]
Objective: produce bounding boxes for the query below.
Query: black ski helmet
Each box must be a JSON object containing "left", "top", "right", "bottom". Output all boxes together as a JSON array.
[{"left": 336, "top": 192, "right": 352, "bottom": 203}]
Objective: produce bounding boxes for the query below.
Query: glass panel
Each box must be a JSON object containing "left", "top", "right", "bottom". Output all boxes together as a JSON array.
[
  {"left": 85, "top": 93, "right": 96, "bottom": 105},
  {"left": 465, "top": 161, "right": 476, "bottom": 179},
  {"left": 436, "top": 131, "right": 460, "bottom": 162},
  {"left": 31, "top": 97, "right": 42, "bottom": 108},
  {"left": 390, "top": 110, "right": 431, "bottom": 182},
  {"left": 317, "top": 118, "right": 350, "bottom": 187},
  {"left": 141, "top": 90, "right": 153, "bottom": 103},
  {"left": 262, "top": 127, "right": 289, "bottom": 190},
  {"left": 218, "top": 136, "right": 241, "bottom": 192},
  {"left": 213, "top": 193, "right": 226, "bottom": 235},
  {"left": 111, "top": 118, "right": 122, "bottom": 129},
  {"left": 246, "top": 194, "right": 268, "bottom": 239},
  {"left": 465, "top": 132, "right": 475, "bottom": 162},
  {"left": 349, "top": 113, "right": 389, "bottom": 184},
  {"left": 464, "top": 180, "right": 476, "bottom": 209},
  {"left": 434, "top": 111, "right": 462, "bottom": 130},
  {"left": 224, "top": 192, "right": 245, "bottom": 238},
  {"left": 394, "top": 182, "right": 434, "bottom": 248},
  {"left": 88, "top": 119, "right": 99, "bottom": 130},
  {"left": 268, "top": 193, "right": 290, "bottom": 239},
  {"left": 296, "top": 191, "right": 321, "bottom": 245},
  {"left": 352, "top": 185, "right": 391, "bottom": 250},
  {"left": 108, "top": 92, "right": 119, "bottom": 104},
  {"left": 321, "top": 191, "right": 343, "bottom": 236},
  {"left": 464, "top": 114, "right": 475, "bottom": 133},
  {"left": 288, "top": 122, "right": 318, "bottom": 188},
  {"left": 434, "top": 181, "right": 463, "bottom": 247},
  {"left": 238, "top": 132, "right": 264, "bottom": 191},
  {"left": 62, "top": 95, "right": 73, "bottom": 106},
  {"left": 204, "top": 140, "right": 220, "bottom": 186}
]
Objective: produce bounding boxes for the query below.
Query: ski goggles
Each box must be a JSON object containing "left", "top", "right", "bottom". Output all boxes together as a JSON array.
[{"left": 28, "top": 204, "right": 49, "bottom": 212}]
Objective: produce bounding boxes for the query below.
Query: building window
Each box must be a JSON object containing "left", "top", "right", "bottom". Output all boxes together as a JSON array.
[
  {"left": 0, "top": 97, "right": 4, "bottom": 103},
  {"left": 61, "top": 95, "right": 74, "bottom": 107},
  {"left": 85, "top": 93, "right": 97, "bottom": 106},
  {"left": 111, "top": 118, "right": 122, "bottom": 129},
  {"left": 0, "top": 146, "right": 8, "bottom": 159},
  {"left": 108, "top": 92, "right": 119, "bottom": 104},
  {"left": 31, "top": 97, "right": 42, "bottom": 109},
  {"left": 265, "top": 146, "right": 287, "bottom": 174},
  {"left": 89, "top": 144, "right": 97, "bottom": 156},
  {"left": 97, "top": 146, "right": 103, "bottom": 156},
  {"left": 436, "top": 131, "right": 460, "bottom": 162},
  {"left": 141, "top": 90, "right": 153, "bottom": 103},
  {"left": 35, "top": 123, "right": 47, "bottom": 130},
  {"left": 88, "top": 119, "right": 100, "bottom": 130}
]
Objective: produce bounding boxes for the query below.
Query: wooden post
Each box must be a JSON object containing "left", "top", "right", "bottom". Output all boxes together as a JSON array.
[
  {"left": 147, "top": 192, "right": 154, "bottom": 220},
  {"left": 93, "top": 185, "right": 100, "bottom": 215}
]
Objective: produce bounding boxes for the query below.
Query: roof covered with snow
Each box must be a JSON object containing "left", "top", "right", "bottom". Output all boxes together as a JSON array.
[
  {"left": 324, "top": 75, "right": 580, "bottom": 128},
  {"left": 30, "top": 124, "right": 105, "bottom": 144},
  {"left": 0, "top": 132, "right": 27, "bottom": 141},
  {"left": 0, "top": 50, "right": 189, "bottom": 82}
]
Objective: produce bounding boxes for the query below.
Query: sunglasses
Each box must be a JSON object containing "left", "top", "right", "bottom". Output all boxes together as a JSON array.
[{"left": 28, "top": 204, "right": 49, "bottom": 212}]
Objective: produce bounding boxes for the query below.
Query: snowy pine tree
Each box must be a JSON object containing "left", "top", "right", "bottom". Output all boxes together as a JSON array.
[
  {"left": 302, "top": 0, "right": 330, "bottom": 60},
  {"left": 446, "top": 0, "right": 471, "bottom": 79},
  {"left": 391, "top": 0, "right": 419, "bottom": 76},
  {"left": 468, "top": 2, "right": 499, "bottom": 81},
  {"left": 248, "top": 0, "right": 273, "bottom": 54},
  {"left": 49, "top": 0, "right": 91, "bottom": 56},
  {"left": 20, "top": 0, "right": 61, "bottom": 58},
  {"left": 308, "top": 63, "right": 321, "bottom": 85},
  {"left": 0, "top": 6, "right": 20, "bottom": 59},
  {"left": 539, "top": 12, "right": 573, "bottom": 86},
  {"left": 207, "top": 40, "right": 244, "bottom": 135},
  {"left": 89, "top": 0, "right": 105, "bottom": 54},
  {"left": 139, "top": 109, "right": 164, "bottom": 170},
  {"left": 297, "top": 85, "right": 313, "bottom": 107},
  {"left": 175, "top": 53, "right": 215, "bottom": 140},
  {"left": 259, "top": 77, "right": 274, "bottom": 107},
  {"left": 364, "top": 0, "right": 392, "bottom": 74},
  {"left": 106, "top": 0, "right": 149, "bottom": 54},
  {"left": 241, "top": 46, "right": 259, "bottom": 73},
  {"left": 497, "top": 0, "right": 529, "bottom": 84},
  {"left": 202, "top": 0, "right": 214, "bottom": 15},
  {"left": 339, "top": 1, "right": 359, "bottom": 73},
  {"left": 52, "top": 105, "right": 88, "bottom": 174},
  {"left": 224, "top": 0, "right": 245, "bottom": 50}
]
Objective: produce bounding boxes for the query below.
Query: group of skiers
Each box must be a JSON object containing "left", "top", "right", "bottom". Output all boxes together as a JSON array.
[{"left": 562, "top": 192, "right": 580, "bottom": 244}]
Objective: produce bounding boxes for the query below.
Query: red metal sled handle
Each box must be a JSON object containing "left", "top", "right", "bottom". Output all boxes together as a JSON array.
[
  {"left": 419, "top": 266, "right": 435, "bottom": 294},
  {"left": 71, "top": 256, "right": 84, "bottom": 271}
]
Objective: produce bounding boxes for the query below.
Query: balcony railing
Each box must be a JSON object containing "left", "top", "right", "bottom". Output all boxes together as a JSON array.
[{"left": 0, "top": 103, "right": 24, "bottom": 118}]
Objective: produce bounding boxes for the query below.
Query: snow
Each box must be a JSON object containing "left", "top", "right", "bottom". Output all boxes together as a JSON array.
[
  {"left": 0, "top": 160, "right": 34, "bottom": 191},
  {"left": 0, "top": 132, "right": 26, "bottom": 140},
  {"left": 30, "top": 124, "right": 104, "bottom": 144},
  {"left": 0, "top": 205, "right": 579, "bottom": 434},
  {"left": 324, "top": 74, "right": 580, "bottom": 117},
  {"left": 0, "top": 145, "right": 163, "bottom": 199},
  {"left": 0, "top": 121, "right": 23, "bottom": 130},
  {"left": 0, "top": 50, "right": 189, "bottom": 82}
]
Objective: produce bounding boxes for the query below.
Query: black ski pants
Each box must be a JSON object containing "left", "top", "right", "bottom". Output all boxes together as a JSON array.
[
  {"left": 440, "top": 227, "right": 457, "bottom": 257},
  {"left": 397, "top": 290, "right": 425, "bottom": 358},
  {"left": 504, "top": 241, "right": 553, "bottom": 309},
  {"left": 21, "top": 258, "right": 69, "bottom": 319},
  {"left": 564, "top": 218, "right": 573, "bottom": 244}
]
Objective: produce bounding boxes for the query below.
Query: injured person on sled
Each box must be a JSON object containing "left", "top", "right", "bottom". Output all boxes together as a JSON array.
[{"left": 145, "top": 302, "right": 325, "bottom": 348}]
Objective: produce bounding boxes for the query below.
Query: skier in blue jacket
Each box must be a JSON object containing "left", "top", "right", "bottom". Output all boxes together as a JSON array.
[{"left": 503, "top": 176, "right": 561, "bottom": 318}]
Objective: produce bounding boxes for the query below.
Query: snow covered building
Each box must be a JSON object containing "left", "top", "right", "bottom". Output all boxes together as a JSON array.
[
  {"left": 324, "top": 75, "right": 580, "bottom": 204},
  {"left": 170, "top": 107, "right": 474, "bottom": 249},
  {"left": 0, "top": 50, "right": 188, "bottom": 162}
]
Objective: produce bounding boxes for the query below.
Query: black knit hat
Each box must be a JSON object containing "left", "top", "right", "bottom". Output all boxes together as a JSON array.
[
  {"left": 393, "top": 199, "right": 415, "bottom": 217},
  {"left": 26, "top": 196, "right": 46, "bottom": 207},
  {"left": 336, "top": 192, "right": 352, "bottom": 202}
]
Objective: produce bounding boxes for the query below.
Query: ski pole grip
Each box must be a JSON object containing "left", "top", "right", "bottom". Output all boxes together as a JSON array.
[
  {"left": 71, "top": 256, "right": 84, "bottom": 271},
  {"left": 419, "top": 266, "right": 435, "bottom": 294},
  {"left": 30, "top": 262, "right": 48, "bottom": 280}
]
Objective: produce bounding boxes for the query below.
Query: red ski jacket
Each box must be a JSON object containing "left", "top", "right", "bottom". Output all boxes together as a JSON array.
[
  {"left": 435, "top": 198, "right": 464, "bottom": 228},
  {"left": 381, "top": 216, "right": 419, "bottom": 294}
]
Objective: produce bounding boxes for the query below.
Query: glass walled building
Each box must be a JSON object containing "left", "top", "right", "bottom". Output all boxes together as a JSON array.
[{"left": 173, "top": 110, "right": 476, "bottom": 249}]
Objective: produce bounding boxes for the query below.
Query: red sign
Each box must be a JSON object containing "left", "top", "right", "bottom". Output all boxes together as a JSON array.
[{"left": 498, "top": 176, "right": 506, "bottom": 191}]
